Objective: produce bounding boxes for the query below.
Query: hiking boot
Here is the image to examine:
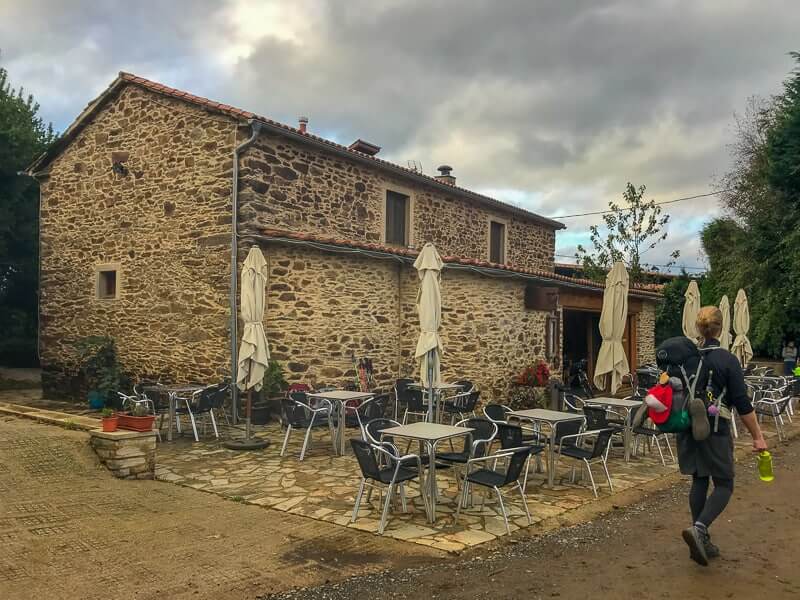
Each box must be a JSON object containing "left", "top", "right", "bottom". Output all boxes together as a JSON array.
[
  {"left": 688, "top": 398, "right": 710, "bottom": 441},
  {"left": 682, "top": 526, "right": 709, "bottom": 566},
  {"left": 704, "top": 536, "right": 720, "bottom": 559}
]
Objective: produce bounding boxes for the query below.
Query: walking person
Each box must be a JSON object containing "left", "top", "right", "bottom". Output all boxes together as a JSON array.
[
  {"left": 782, "top": 340, "right": 797, "bottom": 375},
  {"left": 679, "top": 306, "right": 767, "bottom": 566}
]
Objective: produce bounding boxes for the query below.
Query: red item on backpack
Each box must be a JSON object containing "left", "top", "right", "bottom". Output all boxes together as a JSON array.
[{"left": 645, "top": 384, "right": 673, "bottom": 425}]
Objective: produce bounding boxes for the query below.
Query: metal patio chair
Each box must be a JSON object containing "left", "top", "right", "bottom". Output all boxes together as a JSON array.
[
  {"left": 555, "top": 428, "right": 615, "bottom": 498},
  {"left": 280, "top": 393, "right": 335, "bottom": 460},
  {"left": 350, "top": 438, "right": 427, "bottom": 534},
  {"left": 454, "top": 446, "right": 533, "bottom": 534}
]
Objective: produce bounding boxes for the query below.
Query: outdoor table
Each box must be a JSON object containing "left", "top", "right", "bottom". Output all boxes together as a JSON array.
[
  {"left": 380, "top": 422, "right": 473, "bottom": 523},
  {"left": 306, "top": 390, "right": 374, "bottom": 455},
  {"left": 142, "top": 384, "right": 205, "bottom": 442},
  {"left": 408, "top": 382, "right": 463, "bottom": 423},
  {"left": 584, "top": 397, "right": 643, "bottom": 462},
  {"left": 508, "top": 408, "right": 585, "bottom": 487}
]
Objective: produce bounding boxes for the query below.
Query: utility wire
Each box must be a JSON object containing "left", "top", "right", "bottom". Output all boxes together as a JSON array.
[
  {"left": 550, "top": 189, "right": 733, "bottom": 219},
  {"left": 553, "top": 253, "right": 707, "bottom": 272}
]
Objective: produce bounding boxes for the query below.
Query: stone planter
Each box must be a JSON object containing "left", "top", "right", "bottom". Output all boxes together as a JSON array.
[{"left": 90, "top": 429, "right": 156, "bottom": 479}]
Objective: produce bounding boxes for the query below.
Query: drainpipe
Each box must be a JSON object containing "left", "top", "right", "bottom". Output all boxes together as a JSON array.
[{"left": 230, "top": 120, "right": 262, "bottom": 423}]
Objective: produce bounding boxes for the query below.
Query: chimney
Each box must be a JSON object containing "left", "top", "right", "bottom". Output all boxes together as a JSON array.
[
  {"left": 435, "top": 164, "right": 456, "bottom": 186},
  {"left": 347, "top": 139, "right": 381, "bottom": 156},
  {"left": 298, "top": 116, "right": 309, "bottom": 134}
]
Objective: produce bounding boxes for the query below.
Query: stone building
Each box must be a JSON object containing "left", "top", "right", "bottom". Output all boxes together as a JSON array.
[{"left": 27, "top": 73, "right": 662, "bottom": 401}]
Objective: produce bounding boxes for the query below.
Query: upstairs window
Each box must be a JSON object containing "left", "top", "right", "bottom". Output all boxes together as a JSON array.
[
  {"left": 489, "top": 220, "right": 506, "bottom": 263},
  {"left": 385, "top": 190, "right": 409, "bottom": 246}
]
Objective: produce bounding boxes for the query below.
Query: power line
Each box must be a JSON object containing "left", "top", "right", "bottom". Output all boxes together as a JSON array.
[
  {"left": 553, "top": 253, "right": 707, "bottom": 272},
  {"left": 550, "top": 189, "right": 733, "bottom": 219}
]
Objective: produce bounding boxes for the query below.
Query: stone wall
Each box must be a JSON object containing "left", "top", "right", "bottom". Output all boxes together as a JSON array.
[
  {"left": 38, "top": 84, "right": 238, "bottom": 394},
  {"left": 247, "top": 238, "right": 557, "bottom": 404},
  {"left": 636, "top": 301, "right": 657, "bottom": 366},
  {"left": 237, "top": 132, "right": 556, "bottom": 272},
  {"left": 90, "top": 429, "right": 157, "bottom": 479}
]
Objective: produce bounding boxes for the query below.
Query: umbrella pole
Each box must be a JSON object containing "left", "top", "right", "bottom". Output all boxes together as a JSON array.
[
  {"left": 427, "top": 350, "right": 434, "bottom": 423},
  {"left": 245, "top": 389, "right": 252, "bottom": 440}
]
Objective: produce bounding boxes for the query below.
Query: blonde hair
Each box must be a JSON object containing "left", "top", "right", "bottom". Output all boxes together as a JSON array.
[{"left": 696, "top": 306, "right": 723, "bottom": 340}]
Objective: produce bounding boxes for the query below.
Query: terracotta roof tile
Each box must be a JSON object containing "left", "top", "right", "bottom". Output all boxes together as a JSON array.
[{"left": 255, "top": 227, "right": 663, "bottom": 299}]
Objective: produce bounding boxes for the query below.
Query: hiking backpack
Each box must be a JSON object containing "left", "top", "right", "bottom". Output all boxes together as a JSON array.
[{"left": 643, "top": 336, "right": 730, "bottom": 434}]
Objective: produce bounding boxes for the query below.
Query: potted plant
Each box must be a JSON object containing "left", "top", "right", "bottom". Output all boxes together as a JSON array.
[
  {"left": 509, "top": 360, "right": 552, "bottom": 410},
  {"left": 100, "top": 407, "right": 119, "bottom": 432},
  {"left": 117, "top": 401, "right": 157, "bottom": 432},
  {"left": 75, "top": 336, "right": 121, "bottom": 409},
  {"left": 252, "top": 360, "right": 288, "bottom": 424}
]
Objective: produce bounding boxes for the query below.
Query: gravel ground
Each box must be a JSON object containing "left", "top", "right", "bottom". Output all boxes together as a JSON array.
[{"left": 260, "top": 437, "right": 800, "bottom": 600}]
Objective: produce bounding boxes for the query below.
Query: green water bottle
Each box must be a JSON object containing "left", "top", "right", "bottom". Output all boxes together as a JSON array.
[{"left": 757, "top": 450, "right": 774, "bottom": 482}]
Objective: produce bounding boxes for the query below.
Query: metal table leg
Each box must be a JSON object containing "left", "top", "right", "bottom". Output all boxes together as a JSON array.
[
  {"left": 623, "top": 409, "right": 632, "bottom": 462},
  {"left": 167, "top": 392, "right": 176, "bottom": 442},
  {"left": 547, "top": 422, "right": 556, "bottom": 487},
  {"left": 428, "top": 440, "right": 437, "bottom": 523}
]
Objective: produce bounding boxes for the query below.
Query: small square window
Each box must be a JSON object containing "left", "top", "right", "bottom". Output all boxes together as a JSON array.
[{"left": 96, "top": 267, "right": 119, "bottom": 299}]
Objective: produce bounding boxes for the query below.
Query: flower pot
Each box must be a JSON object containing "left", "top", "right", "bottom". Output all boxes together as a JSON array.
[
  {"left": 101, "top": 416, "right": 119, "bottom": 432},
  {"left": 88, "top": 390, "right": 106, "bottom": 410},
  {"left": 117, "top": 413, "right": 156, "bottom": 432}
]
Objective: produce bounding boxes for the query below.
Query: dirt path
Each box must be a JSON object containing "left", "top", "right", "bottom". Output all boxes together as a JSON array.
[
  {"left": 0, "top": 417, "right": 439, "bottom": 600},
  {"left": 263, "top": 435, "right": 800, "bottom": 599}
]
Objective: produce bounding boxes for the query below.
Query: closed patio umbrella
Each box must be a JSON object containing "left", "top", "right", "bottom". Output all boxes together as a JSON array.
[
  {"left": 593, "top": 261, "right": 630, "bottom": 394},
  {"left": 225, "top": 245, "right": 270, "bottom": 450},
  {"left": 682, "top": 280, "right": 701, "bottom": 343},
  {"left": 731, "top": 289, "right": 753, "bottom": 368},
  {"left": 719, "top": 295, "right": 732, "bottom": 350},
  {"left": 413, "top": 243, "right": 444, "bottom": 422}
]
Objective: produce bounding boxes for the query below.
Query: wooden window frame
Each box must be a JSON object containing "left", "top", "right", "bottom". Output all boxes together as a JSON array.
[
  {"left": 488, "top": 217, "right": 508, "bottom": 264},
  {"left": 381, "top": 185, "right": 414, "bottom": 247}
]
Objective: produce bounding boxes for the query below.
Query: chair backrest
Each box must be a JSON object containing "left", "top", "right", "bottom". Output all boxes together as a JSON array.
[
  {"left": 361, "top": 394, "right": 389, "bottom": 422},
  {"left": 193, "top": 385, "right": 217, "bottom": 412},
  {"left": 365, "top": 418, "right": 400, "bottom": 445},
  {"left": 554, "top": 419, "right": 583, "bottom": 444},
  {"left": 561, "top": 392, "right": 585, "bottom": 412},
  {"left": 582, "top": 406, "right": 608, "bottom": 431},
  {"left": 281, "top": 398, "right": 308, "bottom": 426},
  {"left": 350, "top": 439, "right": 382, "bottom": 480},
  {"left": 502, "top": 447, "right": 533, "bottom": 486},
  {"left": 453, "top": 380, "right": 475, "bottom": 393},
  {"left": 483, "top": 404, "right": 509, "bottom": 423},
  {"left": 589, "top": 429, "right": 614, "bottom": 459},
  {"left": 406, "top": 388, "right": 426, "bottom": 412},
  {"left": 395, "top": 378, "right": 415, "bottom": 405},
  {"left": 461, "top": 417, "right": 497, "bottom": 458},
  {"left": 496, "top": 423, "right": 523, "bottom": 449}
]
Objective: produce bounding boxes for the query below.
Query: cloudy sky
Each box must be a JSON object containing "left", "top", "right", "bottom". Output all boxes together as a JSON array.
[{"left": 2, "top": 0, "right": 798, "bottom": 271}]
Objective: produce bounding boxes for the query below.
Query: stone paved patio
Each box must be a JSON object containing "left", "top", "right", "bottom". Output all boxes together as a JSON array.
[{"left": 157, "top": 422, "right": 688, "bottom": 552}]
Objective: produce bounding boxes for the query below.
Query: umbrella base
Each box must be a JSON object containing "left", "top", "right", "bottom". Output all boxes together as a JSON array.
[{"left": 222, "top": 437, "right": 271, "bottom": 451}]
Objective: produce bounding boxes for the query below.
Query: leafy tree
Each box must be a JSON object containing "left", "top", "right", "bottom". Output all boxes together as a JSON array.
[
  {"left": 703, "top": 53, "right": 800, "bottom": 356},
  {"left": 575, "top": 182, "right": 680, "bottom": 284},
  {"left": 0, "top": 61, "right": 56, "bottom": 366}
]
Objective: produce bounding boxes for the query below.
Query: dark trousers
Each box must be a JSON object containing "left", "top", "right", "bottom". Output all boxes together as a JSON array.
[{"left": 690, "top": 475, "right": 734, "bottom": 528}]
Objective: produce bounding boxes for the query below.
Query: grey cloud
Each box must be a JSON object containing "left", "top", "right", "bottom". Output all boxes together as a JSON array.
[{"left": 2, "top": 0, "right": 798, "bottom": 269}]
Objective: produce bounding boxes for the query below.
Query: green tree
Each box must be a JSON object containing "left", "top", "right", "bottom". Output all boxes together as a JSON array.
[
  {"left": 0, "top": 62, "right": 55, "bottom": 365},
  {"left": 703, "top": 53, "right": 800, "bottom": 356},
  {"left": 575, "top": 182, "right": 679, "bottom": 284}
]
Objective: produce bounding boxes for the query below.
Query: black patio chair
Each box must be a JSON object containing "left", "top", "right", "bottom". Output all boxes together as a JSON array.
[
  {"left": 632, "top": 416, "right": 675, "bottom": 466},
  {"left": 582, "top": 405, "right": 625, "bottom": 457},
  {"left": 441, "top": 390, "right": 480, "bottom": 424},
  {"left": 555, "top": 428, "right": 615, "bottom": 498},
  {"left": 183, "top": 382, "right": 228, "bottom": 441},
  {"left": 402, "top": 388, "right": 428, "bottom": 424},
  {"left": 394, "top": 378, "right": 416, "bottom": 420},
  {"left": 280, "top": 393, "right": 335, "bottom": 460},
  {"left": 350, "top": 439, "right": 427, "bottom": 534},
  {"left": 483, "top": 403, "right": 510, "bottom": 424},
  {"left": 454, "top": 446, "right": 533, "bottom": 534},
  {"left": 496, "top": 423, "right": 545, "bottom": 492},
  {"left": 452, "top": 379, "right": 475, "bottom": 393}
]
